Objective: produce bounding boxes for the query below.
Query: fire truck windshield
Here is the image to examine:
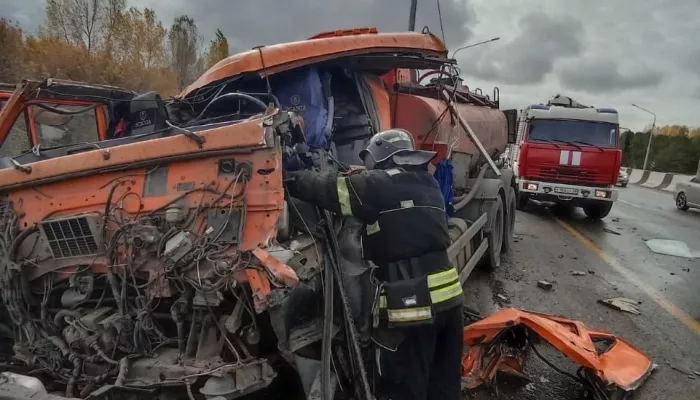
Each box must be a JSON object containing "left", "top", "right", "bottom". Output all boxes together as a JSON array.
[{"left": 527, "top": 119, "right": 617, "bottom": 149}]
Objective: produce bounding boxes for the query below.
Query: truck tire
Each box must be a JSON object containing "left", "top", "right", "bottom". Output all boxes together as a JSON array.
[
  {"left": 484, "top": 194, "right": 504, "bottom": 269},
  {"left": 583, "top": 201, "right": 613, "bottom": 219},
  {"left": 516, "top": 191, "right": 529, "bottom": 210},
  {"left": 502, "top": 187, "right": 516, "bottom": 254}
]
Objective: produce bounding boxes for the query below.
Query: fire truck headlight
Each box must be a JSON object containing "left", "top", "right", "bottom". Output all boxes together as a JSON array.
[
  {"left": 526, "top": 183, "right": 539, "bottom": 191},
  {"left": 595, "top": 190, "right": 608, "bottom": 198}
]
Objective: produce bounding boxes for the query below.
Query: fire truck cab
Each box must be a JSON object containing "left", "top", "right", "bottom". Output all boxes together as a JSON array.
[{"left": 512, "top": 95, "right": 621, "bottom": 219}]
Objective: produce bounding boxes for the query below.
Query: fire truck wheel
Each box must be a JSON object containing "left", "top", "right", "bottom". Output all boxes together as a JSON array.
[
  {"left": 583, "top": 201, "right": 613, "bottom": 219},
  {"left": 502, "top": 187, "right": 517, "bottom": 254},
  {"left": 516, "top": 192, "right": 529, "bottom": 210}
]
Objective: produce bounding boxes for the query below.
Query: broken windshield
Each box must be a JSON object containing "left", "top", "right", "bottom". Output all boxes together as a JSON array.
[{"left": 527, "top": 119, "right": 617, "bottom": 149}]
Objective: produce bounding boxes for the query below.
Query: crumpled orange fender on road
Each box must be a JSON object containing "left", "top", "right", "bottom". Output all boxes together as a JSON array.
[{"left": 462, "top": 308, "right": 656, "bottom": 394}]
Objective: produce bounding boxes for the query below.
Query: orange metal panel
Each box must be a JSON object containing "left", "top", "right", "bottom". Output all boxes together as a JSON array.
[
  {"left": 181, "top": 32, "right": 447, "bottom": 97},
  {"left": 0, "top": 109, "right": 276, "bottom": 189},
  {"left": 462, "top": 308, "right": 655, "bottom": 392},
  {"left": 365, "top": 76, "right": 391, "bottom": 131}
]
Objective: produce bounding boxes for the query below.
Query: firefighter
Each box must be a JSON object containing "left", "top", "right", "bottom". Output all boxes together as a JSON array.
[{"left": 285, "top": 129, "right": 463, "bottom": 400}]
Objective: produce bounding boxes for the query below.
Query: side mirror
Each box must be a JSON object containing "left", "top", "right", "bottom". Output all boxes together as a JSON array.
[{"left": 503, "top": 109, "right": 518, "bottom": 144}]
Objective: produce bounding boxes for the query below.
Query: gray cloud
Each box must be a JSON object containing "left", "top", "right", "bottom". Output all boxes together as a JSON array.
[
  {"left": 157, "top": 0, "right": 475, "bottom": 53},
  {"left": 1, "top": 0, "right": 475, "bottom": 52},
  {"left": 459, "top": 12, "right": 584, "bottom": 84},
  {"left": 558, "top": 59, "right": 662, "bottom": 93}
]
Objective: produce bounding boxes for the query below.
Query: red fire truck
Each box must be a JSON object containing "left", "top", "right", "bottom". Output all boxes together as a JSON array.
[{"left": 512, "top": 95, "right": 621, "bottom": 219}]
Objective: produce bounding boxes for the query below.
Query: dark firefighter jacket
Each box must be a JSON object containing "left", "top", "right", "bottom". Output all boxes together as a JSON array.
[{"left": 285, "top": 167, "right": 452, "bottom": 277}]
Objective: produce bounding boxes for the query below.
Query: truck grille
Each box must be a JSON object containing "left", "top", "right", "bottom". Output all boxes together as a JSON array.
[
  {"left": 530, "top": 165, "right": 606, "bottom": 186},
  {"left": 40, "top": 215, "right": 102, "bottom": 259}
]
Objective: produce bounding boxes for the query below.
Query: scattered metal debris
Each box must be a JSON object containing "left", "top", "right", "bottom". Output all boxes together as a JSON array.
[
  {"left": 571, "top": 271, "right": 587, "bottom": 276},
  {"left": 588, "top": 270, "right": 595, "bottom": 275},
  {"left": 598, "top": 297, "right": 641, "bottom": 315},
  {"left": 497, "top": 294, "right": 509, "bottom": 303},
  {"left": 462, "top": 308, "right": 656, "bottom": 400},
  {"left": 603, "top": 228, "right": 621, "bottom": 235},
  {"left": 645, "top": 239, "right": 695, "bottom": 259},
  {"left": 537, "top": 280, "right": 553, "bottom": 291}
]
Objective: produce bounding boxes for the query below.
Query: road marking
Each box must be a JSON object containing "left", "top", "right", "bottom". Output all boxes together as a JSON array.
[
  {"left": 553, "top": 217, "right": 700, "bottom": 336},
  {"left": 617, "top": 199, "right": 644, "bottom": 209}
]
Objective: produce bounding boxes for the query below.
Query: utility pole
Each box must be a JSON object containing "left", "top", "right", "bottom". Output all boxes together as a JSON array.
[
  {"left": 409, "top": 0, "right": 418, "bottom": 31},
  {"left": 631, "top": 103, "right": 656, "bottom": 171}
]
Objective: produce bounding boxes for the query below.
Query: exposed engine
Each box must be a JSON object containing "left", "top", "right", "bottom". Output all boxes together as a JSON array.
[{"left": 0, "top": 86, "right": 375, "bottom": 399}]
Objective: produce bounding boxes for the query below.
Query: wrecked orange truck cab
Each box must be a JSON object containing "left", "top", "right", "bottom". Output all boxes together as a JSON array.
[
  {"left": 0, "top": 29, "right": 519, "bottom": 399},
  {"left": 462, "top": 308, "right": 655, "bottom": 399}
]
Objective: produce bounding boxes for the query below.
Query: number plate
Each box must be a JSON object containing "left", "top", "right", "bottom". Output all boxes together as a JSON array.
[{"left": 554, "top": 187, "right": 578, "bottom": 195}]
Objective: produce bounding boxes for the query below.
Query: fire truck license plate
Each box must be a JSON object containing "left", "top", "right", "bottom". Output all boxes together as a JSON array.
[{"left": 554, "top": 187, "right": 578, "bottom": 195}]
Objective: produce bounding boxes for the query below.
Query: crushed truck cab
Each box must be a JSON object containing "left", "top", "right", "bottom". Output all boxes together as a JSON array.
[{"left": 0, "top": 28, "right": 515, "bottom": 400}]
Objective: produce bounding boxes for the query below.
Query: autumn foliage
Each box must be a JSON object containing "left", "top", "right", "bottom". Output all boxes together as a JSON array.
[{"left": 0, "top": 0, "right": 231, "bottom": 98}]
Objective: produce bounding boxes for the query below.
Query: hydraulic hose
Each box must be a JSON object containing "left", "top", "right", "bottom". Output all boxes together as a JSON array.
[
  {"left": 453, "top": 163, "right": 489, "bottom": 212},
  {"left": 321, "top": 250, "right": 334, "bottom": 399},
  {"left": 322, "top": 210, "right": 373, "bottom": 399}
]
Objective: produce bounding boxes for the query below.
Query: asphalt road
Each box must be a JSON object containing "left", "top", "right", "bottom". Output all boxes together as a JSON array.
[{"left": 464, "top": 184, "right": 700, "bottom": 400}]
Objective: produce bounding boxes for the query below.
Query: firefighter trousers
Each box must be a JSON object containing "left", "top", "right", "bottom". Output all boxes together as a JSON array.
[{"left": 375, "top": 304, "right": 463, "bottom": 400}]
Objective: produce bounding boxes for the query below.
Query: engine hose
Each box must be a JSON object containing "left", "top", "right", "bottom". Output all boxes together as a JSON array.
[
  {"left": 65, "top": 353, "right": 82, "bottom": 397},
  {"left": 321, "top": 250, "right": 335, "bottom": 399},
  {"left": 53, "top": 310, "right": 81, "bottom": 330},
  {"left": 92, "top": 344, "right": 119, "bottom": 365},
  {"left": 9, "top": 225, "right": 37, "bottom": 260},
  {"left": 322, "top": 210, "right": 373, "bottom": 400},
  {"left": 47, "top": 335, "right": 71, "bottom": 356},
  {"left": 453, "top": 163, "right": 489, "bottom": 212}
]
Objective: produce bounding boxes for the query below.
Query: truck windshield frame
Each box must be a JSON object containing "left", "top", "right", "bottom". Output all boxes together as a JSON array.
[{"left": 526, "top": 119, "right": 618, "bottom": 149}]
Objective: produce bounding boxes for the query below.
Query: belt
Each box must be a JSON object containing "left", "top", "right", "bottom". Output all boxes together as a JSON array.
[{"left": 383, "top": 251, "right": 450, "bottom": 282}]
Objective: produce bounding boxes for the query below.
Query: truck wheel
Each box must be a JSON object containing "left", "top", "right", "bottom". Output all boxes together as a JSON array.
[
  {"left": 502, "top": 187, "right": 516, "bottom": 254},
  {"left": 583, "top": 202, "right": 613, "bottom": 219},
  {"left": 516, "top": 192, "right": 529, "bottom": 210},
  {"left": 676, "top": 192, "right": 689, "bottom": 211},
  {"left": 484, "top": 194, "right": 504, "bottom": 269}
]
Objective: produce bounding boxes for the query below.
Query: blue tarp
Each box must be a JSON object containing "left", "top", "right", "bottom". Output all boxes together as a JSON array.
[
  {"left": 434, "top": 160, "right": 454, "bottom": 216},
  {"left": 274, "top": 68, "right": 329, "bottom": 149}
]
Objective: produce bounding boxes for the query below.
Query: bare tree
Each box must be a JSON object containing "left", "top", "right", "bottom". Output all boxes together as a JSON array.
[
  {"left": 168, "top": 15, "right": 202, "bottom": 90},
  {"left": 45, "top": 0, "right": 125, "bottom": 52}
]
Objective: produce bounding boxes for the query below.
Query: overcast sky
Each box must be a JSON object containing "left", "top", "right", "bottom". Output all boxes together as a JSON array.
[{"left": 2, "top": 0, "right": 699, "bottom": 131}]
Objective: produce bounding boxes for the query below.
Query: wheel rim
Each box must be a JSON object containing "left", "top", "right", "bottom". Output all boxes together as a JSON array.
[
  {"left": 677, "top": 193, "right": 686, "bottom": 208},
  {"left": 494, "top": 203, "right": 504, "bottom": 254}
]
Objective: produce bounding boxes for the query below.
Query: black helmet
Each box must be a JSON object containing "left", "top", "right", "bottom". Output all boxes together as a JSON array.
[{"left": 359, "top": 129, "right": 437, "bottom": 167}]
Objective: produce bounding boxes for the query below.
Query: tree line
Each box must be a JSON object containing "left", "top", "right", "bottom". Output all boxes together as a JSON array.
[
  {"left": 622, "top": 126, "right": 700, "bottom": 174},
  {"left": 0, "top": 0, "right": 230, "bottom": 97}
]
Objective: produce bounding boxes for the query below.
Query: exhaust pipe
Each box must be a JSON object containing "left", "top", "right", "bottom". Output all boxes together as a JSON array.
[{"left": 409, "top": 0, "right": 417, "bottom": 31}]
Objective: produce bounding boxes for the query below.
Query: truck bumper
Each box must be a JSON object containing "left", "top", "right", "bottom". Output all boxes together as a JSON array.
[{"left": 518, "top": 180, "right": 618, "bottom": 202}]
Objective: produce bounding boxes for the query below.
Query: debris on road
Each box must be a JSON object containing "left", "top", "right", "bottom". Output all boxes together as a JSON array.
[
  {"left": 537, "top": 280, "right": 553, "bottom": 291},
  {"left": 461, "top": 308, "right": 656, "bottom": 400},
  {"left": 497, "top": 294, "right": 509, "bottom": 303},
  {"left": 588, "top": 270, "right": 595, "bottom": 275},
  {"left": 598, "top": 297, "right": 642, "bottom": 315},
  {"left": 669, "top": 364, "right": 699, "bottom": 379},
  {"left": 571, "top": 270, "right": 587, "bottom": 276},
  {"left": 603, "top": 227, "right": 621, "bottom": 235},
  {"left": 645, "top": 239, "right": 695, "bottom": 259}
]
